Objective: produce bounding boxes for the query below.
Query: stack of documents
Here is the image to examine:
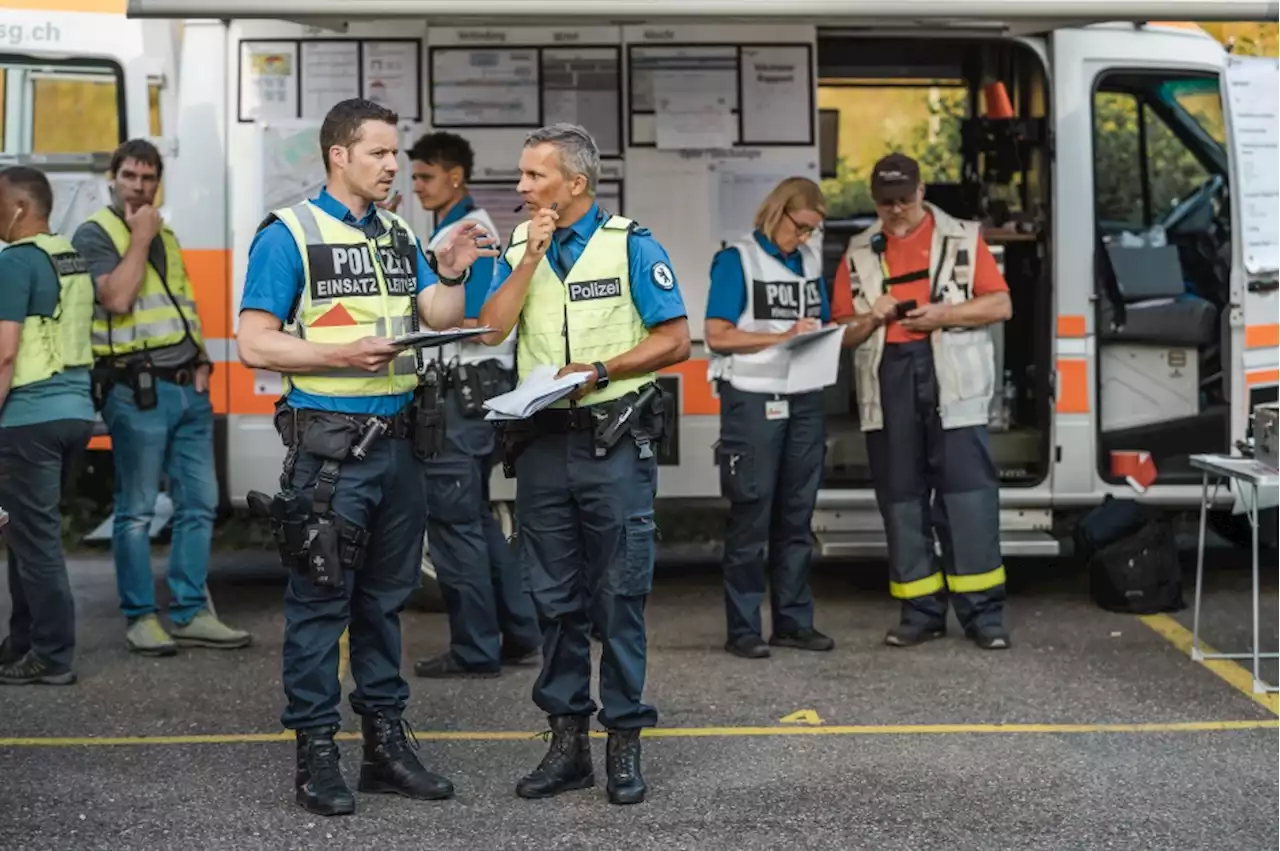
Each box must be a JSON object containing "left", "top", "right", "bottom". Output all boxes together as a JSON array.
[
  {"left": 774, "top": 325, "right": 845, "bottom": 394},
  {"left": 483, "top": 364, "right": 590, "bottom": 421},
  {"left": 393, "top": 327, "right": 493, "bottom": 349}
]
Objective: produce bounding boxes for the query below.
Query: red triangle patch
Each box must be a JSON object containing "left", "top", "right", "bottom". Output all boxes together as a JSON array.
[{"left": 310, "top": 303, "right": 358, "bottom": 327}]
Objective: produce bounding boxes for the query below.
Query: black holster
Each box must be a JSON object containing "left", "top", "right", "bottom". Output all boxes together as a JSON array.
[
  {"left": 497, "top": 419, "right": 539, "bottom": 478},
  {"left": 449, "top": 360, "right": 515, "bottom": 419},
  {"left": 89, "top": 364, "right": 116, "bottom": 412},
  {"left": 413, "top": 362, "right": 446, "bottom": 460},
  {"left": 592, "top": 383, "right": 672, "bottom": 459},
  {"left": 126, "top": 357, "right": 158, "bottom": 411}
]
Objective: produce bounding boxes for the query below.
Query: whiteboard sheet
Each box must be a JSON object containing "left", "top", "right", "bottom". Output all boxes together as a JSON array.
[
  {"left": 300, "top": 40, "right": 360, "bottom": 119},
  {"left": 240, "top": 41, "right": 298, "bottom": 122},
  {"left": 363, "top": 41, "right": 421, "bottom": 120},
  {"left": 431, "top": 48, "right": 540, "bottom": 126},
  {"left": 740, "top": 45, "right": 813, "bottom": 145},
  {"left": 260, "top": 122, "right": 325, "bottom": 216},
  {"left": 1226, "top": 56, "right": 1279, "bottom": 275},
  {"left": 542, "top": 47, "right": 621, "bottom": 156},
  {"left": 653, "top": 68, "right": 735, "bottom": 150}
]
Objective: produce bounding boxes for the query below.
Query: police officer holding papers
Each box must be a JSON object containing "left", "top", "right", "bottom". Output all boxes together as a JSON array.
[
  {"left": 478, "top": 123, "right": 690, "bottom": 805},
  {"left": 705, "top": 177, "right": 848, "bottom": 660},
  {"left": 237, "top": 98, "right": 497, "bottom": 816},
  {"left": 403, "top": 131, "right": 541, "bottom": 680}
]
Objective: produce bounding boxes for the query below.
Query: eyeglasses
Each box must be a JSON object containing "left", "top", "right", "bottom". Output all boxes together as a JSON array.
[{"left": 785, "top": 210, "right": 820, "bottom": 237}]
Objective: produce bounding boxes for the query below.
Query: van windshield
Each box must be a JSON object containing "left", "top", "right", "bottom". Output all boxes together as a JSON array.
[{"left": 1160, "top": 77, "right": 1226, "bottom": 150}]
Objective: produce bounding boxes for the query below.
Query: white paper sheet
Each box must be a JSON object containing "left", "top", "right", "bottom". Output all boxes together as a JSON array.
[
  {"left": 431, "top": 48, "right": 540, "bottom": 126},
  {"left": 363, "top": 41, "right": 421, "bottom": 120},
  {"left": 300, "top": 41, "right": 360, "bottom": 119},
  {"left": 240, "top": 41, "right": 298, "bottom": 122},
  {"left": 652, "top": 67, "right": 736, "bottom": 150},
  {"left": 1226, "top": 56, "right": 1279, "bottom": 274},
  {"left": 484, "top": 363, "right": 590, "bottom": 420},
  {"left": 740, "top": 45, "right": 813, "bottom": 145},
  {"left": 779, "top": 325, "right": 845, "bottom": 394}
]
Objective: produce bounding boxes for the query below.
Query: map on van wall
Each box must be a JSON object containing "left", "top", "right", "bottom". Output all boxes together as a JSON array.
[{"left": 261, "top": 122, "right": 325, "bottom": 216}]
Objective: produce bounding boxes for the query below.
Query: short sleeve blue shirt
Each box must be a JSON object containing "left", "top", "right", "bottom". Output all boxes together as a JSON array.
[
  {"left": 240, "top": 188, "right": 437, "bottom": 416},
  {"left": 705, "top": 230, "right": 830, "bottom": 324},
  {"left": 433, "top": 194, "right": 495, "bottom": 320},
  {"left": 488, "top": 203, "right": 687, "bottom": 330}
]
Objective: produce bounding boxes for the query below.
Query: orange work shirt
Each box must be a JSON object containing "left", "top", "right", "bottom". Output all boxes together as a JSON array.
[{"left": 833, "top": 214, "right": 1008, "bottom": 344}]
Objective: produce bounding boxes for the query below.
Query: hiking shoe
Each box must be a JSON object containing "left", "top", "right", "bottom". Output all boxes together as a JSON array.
[
  {"left": 126, "top": 614, "right": 178, "bottom": 656},
  {"left": 0, "top": 636, "right": 26, "bottom": 665},
  {"left": 884, "top": 623, "right": 946, "bottom": 647},
  {"left": 0, "top": 650, "right": 75, "bottom": 685},
  {"left": 725, "top": 634, "right": 771, "bottom": 659},
  {"left": 413, "top": 652, "right": 500, "bottom": 679},
  {"left": 170, "top": 609, "right": 252, "bottom": 650},
  {"left": 769, "top": 628, "right": 835, "bottom": 652}
]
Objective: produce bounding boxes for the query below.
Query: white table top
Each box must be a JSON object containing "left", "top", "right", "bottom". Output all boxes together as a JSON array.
[{"left": 1190, "top": 454, "right": 1280, "bottom": 487}]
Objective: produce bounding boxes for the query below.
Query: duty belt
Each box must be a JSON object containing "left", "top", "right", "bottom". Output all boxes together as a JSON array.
[
  {"left": 291, "top": 406, "right": 415, "bottom": 443},
  {"left": 99, "top": 358, "right": 202, "bottom": 386},
  {"left": 531, "top": 405, "right": 600, "bottom": 433}
]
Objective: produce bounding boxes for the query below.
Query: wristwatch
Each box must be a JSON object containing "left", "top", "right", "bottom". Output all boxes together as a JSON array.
[
  {"left": 425, "top": 249, "right": 468, "bottom": 287},
  {"left": 592, "top": 361, "right": 610, "bottom": 390}
]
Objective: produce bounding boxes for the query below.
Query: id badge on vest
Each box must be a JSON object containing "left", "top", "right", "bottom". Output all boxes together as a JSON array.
[{"left": 765, "top": 399, "right": 790, "bottom": 421}]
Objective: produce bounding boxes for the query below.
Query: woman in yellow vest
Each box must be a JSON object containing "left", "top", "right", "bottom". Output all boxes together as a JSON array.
[{"left": 0, "top": 166, "right": 96, "bottom": 685}]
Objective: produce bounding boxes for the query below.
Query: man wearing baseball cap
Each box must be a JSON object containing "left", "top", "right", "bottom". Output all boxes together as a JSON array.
[{"left": 834, "top": 152, "right": 1013, "bottom": 650}]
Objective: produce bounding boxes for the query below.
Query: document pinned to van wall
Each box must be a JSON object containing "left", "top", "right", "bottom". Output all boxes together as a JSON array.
[
  {"left": 1225, "top": 56, "right": 1279, "bottom": 275},
  {"left": 300, "top": 41, "right": 360, "bottom": 119},
  {"left": 363, "top": 41, "right": 422, "bottom": 121},
  {"left": 709, "top": 158, "right": 821, "bottom": 246},
  {"left": 740, "top": 45, "right": 814, "bottom": 145},
  {"left": 651, "top": 54, "right": 736, "bottom": 150},
  {"left": 260, "top": 121, "right": 325, "bottom": 215},
  {"left": 240, "top": 41, "right": 298, "bottom": 122}
]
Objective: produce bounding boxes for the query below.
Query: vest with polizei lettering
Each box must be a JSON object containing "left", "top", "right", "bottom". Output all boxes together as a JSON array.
[
  {"left": 271, "top": 201, "right": 420, "bottom": 398},
  {"left": 6, "top": 233, "right": 95, "bottom": 389},
  {"left": 846, "top": 202, "right": 994, "bottom": 432},
  {"left": 708, "top": 236, "right": 823, "bottom": 395},
  {"left": 88, "top": 207, "right": 204, "bottom": 359},
  {"left": 503, "top": 214, "right": 650, "bottom": 407},
  {"left": 427, "top": 205, "right": 516, "bottom": 370}
]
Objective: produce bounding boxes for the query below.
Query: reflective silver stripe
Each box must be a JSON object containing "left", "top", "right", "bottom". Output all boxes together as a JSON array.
[
  {"left": 293, "top": 203, "right": 333, "bottom": 307},
  {"left": 309, "top": 356, "right": 417, "bottom": 380},
  {"left": 91, "top": 315, "right": 190, "bottom": 348},
  {"left": 729, "top": 359, "right": 789, "bottom": 380}
]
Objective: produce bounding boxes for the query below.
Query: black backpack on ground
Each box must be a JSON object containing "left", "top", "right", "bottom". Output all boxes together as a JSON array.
[{"left": 1075, "top": 495, "right": 1185, "bottom": 614}]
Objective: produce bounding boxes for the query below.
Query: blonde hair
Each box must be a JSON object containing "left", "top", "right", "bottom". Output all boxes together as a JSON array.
[{"left": 753, "top": 177, "right": 827, "bottom": 241}]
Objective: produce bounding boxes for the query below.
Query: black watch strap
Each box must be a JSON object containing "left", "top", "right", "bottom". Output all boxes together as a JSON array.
[{"left": 593, "top": 361, "right": 609, "bottom": 389}]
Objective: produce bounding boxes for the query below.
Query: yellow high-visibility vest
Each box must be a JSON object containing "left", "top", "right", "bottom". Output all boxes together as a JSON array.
[
  {"left": 6, "top": 233, "right": 94, "bottom": 388},
  {"left": 272, "top": 200, "right": 421, "bottom": 397},
  {"left": 87, "top": 207, "right": 204, "bottom": 358},
  {"left": 504, "top": 215, "right": 651, "bottom": 407}
]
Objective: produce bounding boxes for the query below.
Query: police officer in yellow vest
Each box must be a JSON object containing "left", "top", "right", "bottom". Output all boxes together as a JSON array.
[
  {"left": 238, "top": 98, "right": 497, "bottom": 817},
  {"left": 839, "top": 154, "right": 1013, "bottom": 650},
  {"left": 0, "top": 167, "right": 96, "bottom": 685},
  {"left": 478, "top": 124, "right": 690, "bottom": 806},
  {"left": 72, "top": 139, "right": 250, "bottom": 657}
]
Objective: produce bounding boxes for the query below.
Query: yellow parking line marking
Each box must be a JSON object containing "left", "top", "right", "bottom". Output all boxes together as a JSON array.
[
  {"left": 338, "top": 628, "right": 350, "bottom": 682},
  {"left": 1140, "top": 614, "right": 1279, "bottom": 716},
  {"left": 0, "top": 719, "right": 1272, "bottom": 748}
]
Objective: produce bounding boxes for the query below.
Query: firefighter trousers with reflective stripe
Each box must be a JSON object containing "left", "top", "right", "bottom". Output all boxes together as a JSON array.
[
  {"left": 717, "top": 383, "right": 823, "bottom": 642},
  {"left": 865, "top": 339, "right": 1006, "bottom": 632}
]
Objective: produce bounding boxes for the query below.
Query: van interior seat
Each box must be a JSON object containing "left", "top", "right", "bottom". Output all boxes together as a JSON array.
[{"left": 1098, "top": 244, "right": 1218, "bottom": 347}]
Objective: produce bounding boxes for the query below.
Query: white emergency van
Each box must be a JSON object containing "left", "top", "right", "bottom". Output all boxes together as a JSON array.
[{"left": 102, "top": 2, "right": 1280, "bottom": 567}]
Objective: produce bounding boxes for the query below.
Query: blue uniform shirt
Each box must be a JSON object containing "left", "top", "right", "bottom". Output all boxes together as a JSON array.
[
  {"left": 240, "top": 188, "right": 438, "bottom": 416},
  {"left": 705, "top": 230, "right": 831, "bottom": 324},
  {"left": 433, "top": 195, "right": 495, "bottom": 321},
  {"left": 488, "top": 203, "right": 687, "bottom": 330}
]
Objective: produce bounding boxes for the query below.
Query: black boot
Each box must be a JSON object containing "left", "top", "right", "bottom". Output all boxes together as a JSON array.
[
  {"left": 357, "top": 712, "right": 454, "bottom": 800},
  {"left": 295, "top": 725, "right": 355, "bottom": 816},
  {"left": 606, "top": 729, "right": 647, "bottom": 805},
  {"left": 515, "top": 714, "right": 595, "bottom": 799}
]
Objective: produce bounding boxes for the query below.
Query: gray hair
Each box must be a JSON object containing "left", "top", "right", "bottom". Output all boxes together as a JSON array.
[{"left": 524, "top": 123, "right": 599, "bottom": 195}]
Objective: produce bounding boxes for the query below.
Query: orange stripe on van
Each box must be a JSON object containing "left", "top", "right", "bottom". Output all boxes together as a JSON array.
[
  {"left": 228, "top": 362, "right": 280, "bottom": 416},
  {"left": 1245, "top": 323, "right": 1279, "bottom": 350},
  {"left": 183, "top": 249, "right": 231, "bottom": 414},
  {"left": 6, "top": 0, "right": 125, "bottom": 12},
  {"left": 1246, "top": 369, "right": 1279, "bottom": 387},
  {"left": 660, "top": 358, "right": 718, "bottom": 415},
  {"left": 1057, "top": 315, "right": 1087, "bottom": 338},
  {"left": 1055, "top": 358, "right": 1089, "bottom": 414}
]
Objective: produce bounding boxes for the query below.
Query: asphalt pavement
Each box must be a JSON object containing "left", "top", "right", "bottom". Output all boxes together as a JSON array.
[{"left": 0, "top": 542, "right": 1275, "bottom": 851}]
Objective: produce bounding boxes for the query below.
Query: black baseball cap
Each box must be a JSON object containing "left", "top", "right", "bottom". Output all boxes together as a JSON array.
[{"left": 870, "top": 153, "right": 921, "bottom": 204}]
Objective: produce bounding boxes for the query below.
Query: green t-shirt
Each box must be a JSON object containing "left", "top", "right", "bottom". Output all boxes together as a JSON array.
[{"left": 0, "top": 243, "right": 95, "bottom": 428}]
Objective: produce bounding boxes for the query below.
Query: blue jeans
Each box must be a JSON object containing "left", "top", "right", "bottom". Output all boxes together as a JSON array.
[{"left": 102, "top": 379, "right": 218, "bottom": 625}]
